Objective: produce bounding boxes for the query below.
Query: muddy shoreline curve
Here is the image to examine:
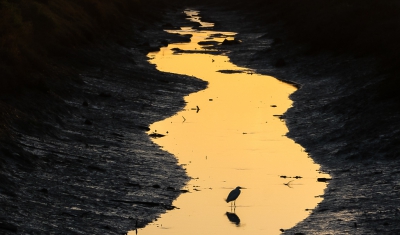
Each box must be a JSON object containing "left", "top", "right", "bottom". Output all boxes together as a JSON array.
[
  {"left": 0, "top": 9, "right": 206, "bottom": 234},
  {"left": 198, "top": 6, "right": 400, "bottom": 234},
  {"left": 1, "top": 3, "right": 400, "bottom": 235}
]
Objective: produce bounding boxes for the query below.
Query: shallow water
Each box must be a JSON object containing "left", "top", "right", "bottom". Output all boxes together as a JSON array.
[{"left": 130, "top": 9, "right": 329, "bottom": 235}]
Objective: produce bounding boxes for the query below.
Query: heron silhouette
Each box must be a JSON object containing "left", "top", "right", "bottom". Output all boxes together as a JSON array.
[{"left": 226, "top": 186, "right": 243, "bottom": 206}]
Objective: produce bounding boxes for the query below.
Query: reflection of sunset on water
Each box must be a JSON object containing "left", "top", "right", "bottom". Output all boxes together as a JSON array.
[{"left": 133, "top": 9, "right": 329, "bottom": 235}]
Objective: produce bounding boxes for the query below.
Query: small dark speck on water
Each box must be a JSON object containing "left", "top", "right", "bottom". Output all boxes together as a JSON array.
[{"left": 317, "top": 178, "right": 332, "bottom": 182}]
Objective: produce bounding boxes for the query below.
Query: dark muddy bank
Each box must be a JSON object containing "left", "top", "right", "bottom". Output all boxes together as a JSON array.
[
  {"left": 0, "top": 10, "right": 206, "bottom": 234},
  {"left": 2, "top": 3, "right": 400, "bottom": 234},
  {"left": 197, "top": 6, "right": 400, "bottom": 235}
]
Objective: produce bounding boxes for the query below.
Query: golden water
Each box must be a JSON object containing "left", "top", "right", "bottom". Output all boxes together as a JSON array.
[{"left": 130, "top": 9, "right": 329, "bottom": 235}]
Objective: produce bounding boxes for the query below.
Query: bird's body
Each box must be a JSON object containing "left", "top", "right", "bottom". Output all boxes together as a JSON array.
[{"left": 226, "top": 186, "right": 242, "bottom": 206}]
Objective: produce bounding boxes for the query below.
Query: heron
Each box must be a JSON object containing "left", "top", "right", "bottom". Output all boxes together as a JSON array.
[{"left": 226, "top": 186, "right": 243, "bottom": 206}]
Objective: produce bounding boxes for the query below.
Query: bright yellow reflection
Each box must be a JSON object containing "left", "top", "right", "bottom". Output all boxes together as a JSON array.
[{"left": 131, "top": 9, "right": 329, "bottom": 235}]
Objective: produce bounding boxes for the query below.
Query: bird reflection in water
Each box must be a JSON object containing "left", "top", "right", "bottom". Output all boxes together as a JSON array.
[{"left": 225, "top": 211, "right": 241, "bottom": 226}]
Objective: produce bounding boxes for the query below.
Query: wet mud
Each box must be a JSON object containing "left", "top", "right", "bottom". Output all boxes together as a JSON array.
[
  {"left": 1, "top": 5, "right": 400, "bottom": 235},
  {"left": 0, "top": 10, "right": 206, "bottom": 234},
  {"left": 197, "top": 6, "right": 400, "bottom": 234}
]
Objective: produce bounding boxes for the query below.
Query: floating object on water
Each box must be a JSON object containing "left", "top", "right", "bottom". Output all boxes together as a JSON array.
[{"left": 317, "top": 178, "right": 332, "bottom": 182}]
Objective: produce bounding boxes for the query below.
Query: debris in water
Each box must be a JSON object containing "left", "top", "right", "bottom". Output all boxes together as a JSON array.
[
  {"left": 284, "top": 180, "right": 294, "bottom": 187},
  {"left": 149, "top": 132, "right": 165, "bottom": 138},
  {"left": 317, "top": 178, "right": 332, "bottom": 182}
]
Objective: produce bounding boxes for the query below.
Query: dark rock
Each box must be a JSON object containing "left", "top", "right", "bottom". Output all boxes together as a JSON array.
[
  {"left": 82, "top": 101, "right": 88, "bottom": 107},
  {"left": 317, "top": 178, "right": 332, "bottom": 182},
  {"left": 149, "top": 133, "right": 165, "bottom": 138},
  {"left": 221, "top": 39, "right": 241, "bottom": 45},
  {"left": 164, "top": 205, "right": 176, "bottom": 210},
  {"left": 180, "top": 34, "right": 192, "bottom": 42},
  {"left": 137, "top": 125, "right": 150, "bottom": 131},
  {"left": 84, "top": 119, "right": 92, "bottom": 125},
  {"left": 198, "top": 41, "right": 219, "bottom": 46}
]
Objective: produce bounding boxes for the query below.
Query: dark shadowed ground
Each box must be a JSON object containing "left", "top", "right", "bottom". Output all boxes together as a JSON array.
[
  {"left": 197, "top": 5, "right": 400, "bottom": 234},
  {"left": 1, "top": 1, "right": 400, "bottom": 234},
  {"left": 0, "top": 9, "right": 207, "bottom": 234}
]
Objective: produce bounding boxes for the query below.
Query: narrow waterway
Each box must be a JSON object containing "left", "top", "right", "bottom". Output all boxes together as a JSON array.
[{"left": 130, "top": 9, "right": 329, "bottom": 235}]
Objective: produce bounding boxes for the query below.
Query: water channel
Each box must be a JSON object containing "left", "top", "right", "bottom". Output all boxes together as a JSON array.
[{"left": 130, "top": 9, "right": 329, "bottom": 235}]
